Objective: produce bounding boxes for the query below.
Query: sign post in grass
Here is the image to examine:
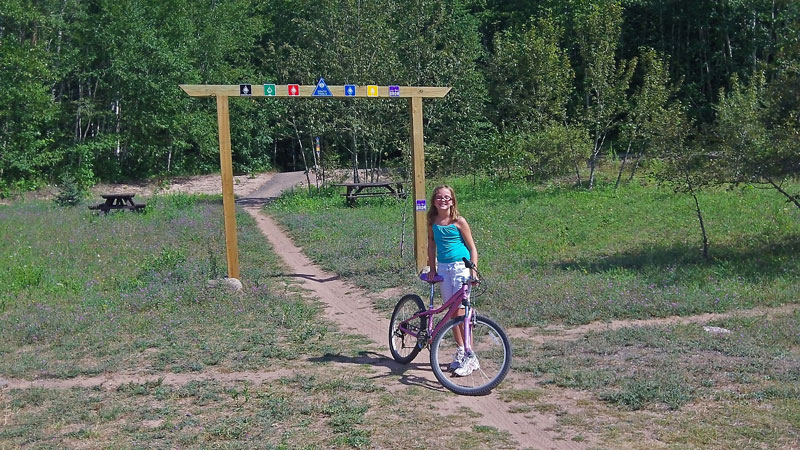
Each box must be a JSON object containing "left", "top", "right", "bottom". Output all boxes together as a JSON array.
[{"left": 180, "top": 83, "right": 451, "bottom": 279}]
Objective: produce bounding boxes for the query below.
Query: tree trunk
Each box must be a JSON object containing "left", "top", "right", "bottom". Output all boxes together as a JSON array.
[
  {"left": 687, "top": 174, "right": 710, "bottom": 260},
  {"left": 615, "top": 140, "right": 634, "bottom": 189},
  {"left": 351, "top": 129, "right": 360, "bottom": 183},
  {"left": 290, "top": 118, "right": 311, "bottom": 189},
  {"left": 628, "top": 152, "right": 643, "bottom": 182}
]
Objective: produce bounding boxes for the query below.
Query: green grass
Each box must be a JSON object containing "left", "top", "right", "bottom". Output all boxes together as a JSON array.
[
  {"left": 267, "top": 177, "right": 800, "bottom": 326},
  {"left": 0, "top": 193, "right": 517, "bottom": 449},
  {"left": 0, "top": 195, "right": 360, "bottom": 379}
]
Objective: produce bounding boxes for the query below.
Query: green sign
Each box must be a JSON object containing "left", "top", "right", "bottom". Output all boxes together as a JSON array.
[{"left": 263, "top": 84, "right": 276, "bottom": 96}]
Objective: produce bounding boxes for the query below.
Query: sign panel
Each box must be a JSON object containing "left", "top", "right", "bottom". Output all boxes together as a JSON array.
[
  {"left": 367, "top": 85, "right": 379, "bottom": 97},
  {"left": 415, "top": 199, "right": 427, "bottom": 211},
  {"left": 389, "top": 85, "right": 400, "bottom": 97},
  {"left": 344, "top": 84, "right": 357, "bottom": 97},
  {"left": 288, "top": 84, "right": 300, "bottom": 96},
  {"left": 239, "top": 84, "right": 252, "bottom": 96},
  {"left": 263, "top": 84, "right": 276, "bottom": 96},
  {"left": 312, "top": 78, "right": 333, "bottom": 96}
]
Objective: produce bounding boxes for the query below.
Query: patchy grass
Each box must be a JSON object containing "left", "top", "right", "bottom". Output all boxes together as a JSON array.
[
  {"left": 509, "top": 310, "right": 800, "bottom": 448},
  {"left": 0, "top": 195, "right": 363, "bottom": 379},
  {"left": 267, "top": 177, "right": 800, "bottom": 326},
  {"left": 0, "top": 194, "right": 518, "bottom": 449},
  {"left": 1, "top": 366, "right": 517, "bottom": 448}
]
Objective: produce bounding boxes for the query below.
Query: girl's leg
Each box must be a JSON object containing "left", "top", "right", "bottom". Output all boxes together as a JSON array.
[{"left": 439, "top": 261, "right": 470, "bottom": 349}]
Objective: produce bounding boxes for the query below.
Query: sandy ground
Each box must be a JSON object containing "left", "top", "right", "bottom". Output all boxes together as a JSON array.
[{"left": 93, "top": 172, "right": 279, "bottom": 198}]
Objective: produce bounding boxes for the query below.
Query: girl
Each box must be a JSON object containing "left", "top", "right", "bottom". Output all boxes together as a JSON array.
[{"left": 426, "top": 184, "right": 479, "bottom": 376}]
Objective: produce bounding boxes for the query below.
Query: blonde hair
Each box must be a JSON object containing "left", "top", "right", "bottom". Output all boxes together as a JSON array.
[{"left": 426, "top": 185, "right": 460, "bottom": 226}]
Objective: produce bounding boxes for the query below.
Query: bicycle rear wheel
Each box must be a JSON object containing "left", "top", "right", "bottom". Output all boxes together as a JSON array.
[
  {"left": 389, "top": 294, "right": 426, "bottom": 364},
  {"left": 430, "top": 314, "right": 511, "bottom": 395}
]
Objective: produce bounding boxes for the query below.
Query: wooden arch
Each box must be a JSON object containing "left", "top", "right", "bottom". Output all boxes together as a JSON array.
[{"left": 180, "top": 83, "right": 451, "bottom": 279}]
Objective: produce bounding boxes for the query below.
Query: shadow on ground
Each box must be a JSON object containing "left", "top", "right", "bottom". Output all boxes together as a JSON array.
[
  {"left": 555, "top": 233, "right": 800, "bottom": 283},
  {"left": 308, "top": 351, "right": 445, "bottom": 392}
]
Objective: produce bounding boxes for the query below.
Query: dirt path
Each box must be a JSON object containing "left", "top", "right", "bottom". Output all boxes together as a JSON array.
[
  {"left": 509, "top": 303, "right": 800, "bottom": 344},
  {"left": 238, "top": 172, "right": 584, "bottom": 450}
]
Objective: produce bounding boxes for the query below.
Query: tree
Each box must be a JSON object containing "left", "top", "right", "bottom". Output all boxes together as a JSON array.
[
  {"left": 649, "top": 103, "right": 716, "bottom": 259},
  {"left": 616, "top": 47, "right": 679, "bottom": 188},
  {"left": 715, "top": 72, "right": 800, "bottom": 209},
  {"left": 574, "top": 0, "right": 637, "bottom": 188}
]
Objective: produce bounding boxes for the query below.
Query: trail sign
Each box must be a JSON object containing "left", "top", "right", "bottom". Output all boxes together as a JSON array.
[
  {"left": 389, "top": 85, "right": 400, "bottom": 97},
  {"left": 312, "top": 78, "right": 333, "bottom": 96},
  {"left": 344, "top": 84, "right": 357, "bottom": 96},
  {"left": 239, "top": 84, "right": 252, "bottom": 96},
  {"left": 367, "top": 85, "right": 379, "bottom": 97},
  {"left": 288, "top": 84, "right": 300, "bottom": 96},
  {"left": 263, "top": 84, "right": 276, "bottom": 96}
]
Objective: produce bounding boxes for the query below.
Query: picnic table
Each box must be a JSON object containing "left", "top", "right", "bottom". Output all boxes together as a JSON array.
[
  {"left": 88, "top": 193, "right": 146, "bottom": 213},
  {"left": 334, "top": 182, "right": 407, "bottom": 206}
]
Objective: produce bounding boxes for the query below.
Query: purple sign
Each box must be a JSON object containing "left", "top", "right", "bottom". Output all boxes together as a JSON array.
[
  {"left": 389, "top": 85, "right": 400, "bottom": 97},
  {"left": 415, "top": 199, "right": 427, "bottom": 211}
]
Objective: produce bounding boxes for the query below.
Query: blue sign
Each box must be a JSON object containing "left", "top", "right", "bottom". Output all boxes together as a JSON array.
[
  {"left": 389, "top": 85, "right": 400, "bottom": 97},
  {"left": 312, "top": 78, "right": 333, "bottom": 96},
  {"left": 344, "top": 84, "right": 357, "bottom": 97}
]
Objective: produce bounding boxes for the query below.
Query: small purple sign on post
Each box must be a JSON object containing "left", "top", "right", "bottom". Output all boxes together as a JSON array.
[
  {"left": 388, "top": 85, "right": 400, "bottom": 97},
  {"left": 415, "top": 199, "right": 427, "bottom": 211}
]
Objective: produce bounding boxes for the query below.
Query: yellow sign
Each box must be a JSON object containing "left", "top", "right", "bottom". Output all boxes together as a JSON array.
[{"left": 367, "top": 85, "right": 379, "bottom": 97}]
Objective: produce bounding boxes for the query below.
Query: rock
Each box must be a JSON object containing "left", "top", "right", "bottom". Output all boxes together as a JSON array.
[
  {"left": 224, "top": 277, "right": 243, "bottom": 291},
  {"left": 703, "top": 326, "right": 731, "bottom": 335},
  {"left": 206, "top": 277, "right": 243, "bottom": 292}
]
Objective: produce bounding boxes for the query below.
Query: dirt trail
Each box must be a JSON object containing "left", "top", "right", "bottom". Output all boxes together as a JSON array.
[
  {"left": 239, "top": 172, "right": 584, "bottom": 450},
  {"left": 509, "top": 303, "right": 800, "bottom": 344}
]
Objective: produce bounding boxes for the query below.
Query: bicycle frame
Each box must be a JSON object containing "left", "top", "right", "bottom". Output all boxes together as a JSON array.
[{"left": 397, "top": 276, "right": 475, "bottom": 353}]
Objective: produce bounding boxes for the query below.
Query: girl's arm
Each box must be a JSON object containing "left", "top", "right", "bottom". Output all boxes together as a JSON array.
[
  {"left": 427, "top": 224, "right": 438, "bottom": 277},
  {"left": 455, "top": 217, "right": 478, "bottom": 275}
]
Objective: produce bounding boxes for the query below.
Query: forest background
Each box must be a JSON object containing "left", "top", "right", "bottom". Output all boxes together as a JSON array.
[{"left": 1, "top": 0, "right": 798, "bottom": 197}]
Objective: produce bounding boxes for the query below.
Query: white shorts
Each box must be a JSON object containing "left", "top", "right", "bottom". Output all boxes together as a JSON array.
[{"left": 437, "top": 260, "right": 470, "bottom": 303}]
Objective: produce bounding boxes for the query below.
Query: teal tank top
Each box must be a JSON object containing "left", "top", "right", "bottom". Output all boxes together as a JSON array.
[{"left": 432, "top": 223, "right": 470, "bottom": 263}]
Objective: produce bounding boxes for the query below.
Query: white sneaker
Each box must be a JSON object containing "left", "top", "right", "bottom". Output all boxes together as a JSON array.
[
  {"left": 454, "top": 353, "right": 480, "bottom": 376},
  {"left": 449, "top": 348, "right": 466, "bottom": 370}
]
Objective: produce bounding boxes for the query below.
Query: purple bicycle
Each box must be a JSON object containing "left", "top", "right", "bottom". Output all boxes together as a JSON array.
[{"left": 388, "top": 259, "right": 511, "bottom": 395}]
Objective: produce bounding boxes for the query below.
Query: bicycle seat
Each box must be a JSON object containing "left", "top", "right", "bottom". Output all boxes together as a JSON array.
[{"left": 420, "top": 273, "right": 444, "bottom": 284}]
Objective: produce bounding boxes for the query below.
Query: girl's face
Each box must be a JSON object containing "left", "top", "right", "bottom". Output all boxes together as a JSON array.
[{"left": 433, "top": 188, "right": 453, "bottom": 211}]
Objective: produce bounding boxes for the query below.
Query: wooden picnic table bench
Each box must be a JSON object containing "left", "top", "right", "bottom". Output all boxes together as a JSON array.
[
  {"left": 334, "top": 182, "right": 407, "bottom": 206},
  {"left": 88, "top": 193, "right": 146, "bottom": 213}
]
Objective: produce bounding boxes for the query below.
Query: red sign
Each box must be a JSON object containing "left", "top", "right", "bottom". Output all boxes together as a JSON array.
[{"left": 288, "top": 84, "right": 300, "bottom": 96}]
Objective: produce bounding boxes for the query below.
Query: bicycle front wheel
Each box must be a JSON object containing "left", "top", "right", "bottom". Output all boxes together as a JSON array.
[
  {"left": 430, "top": 314, "right": 512, "bottom": 396},
  {"left": 388, "top": 294, "right": 426, "bottom": 364}
]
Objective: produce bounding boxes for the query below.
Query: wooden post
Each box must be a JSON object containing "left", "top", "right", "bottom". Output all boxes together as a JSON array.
[
  {"left": 180, "top": 84, "right": 450, "bottom": 279},
  {"left": 216, "top": 95, "right": 240, "bottom": 279},
  {"left": 409, "top": 97, "right": 427, "bottom": 273}
]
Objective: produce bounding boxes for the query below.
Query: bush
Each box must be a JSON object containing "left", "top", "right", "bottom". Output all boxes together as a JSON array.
[{"left": 53, "top": 174, "right": 85, "bottom": 207}]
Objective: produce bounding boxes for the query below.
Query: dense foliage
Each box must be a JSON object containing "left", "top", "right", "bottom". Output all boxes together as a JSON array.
[{"left": 1, "top": 0, "right": 798, "bottom": 194}]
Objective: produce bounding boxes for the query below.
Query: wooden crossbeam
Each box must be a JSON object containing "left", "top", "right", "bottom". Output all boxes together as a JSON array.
[
  {"left": 180, "top": 84, "right": 451, "bottom": 98},
  {"left": 182, "top": 82, "right": 450, "bottom": 279}
]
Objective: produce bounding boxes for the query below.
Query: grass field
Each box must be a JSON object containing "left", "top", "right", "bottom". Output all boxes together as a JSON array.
[
  {"left": 2, "top": 175, "right": 799, "bottom": 448},
  {"left": 2, "top": 195, "right": 515, "bottom": 447},
  {"left": 265, "top": 175, "right": 800, "bottom": 448},
  {"left": 267, "top": 177, "right": 800, "bottom": 327}
]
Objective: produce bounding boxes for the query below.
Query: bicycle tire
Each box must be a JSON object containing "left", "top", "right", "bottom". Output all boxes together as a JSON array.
[
  {"left": 389, "top": 294, "right": 426, "bottom": 364},
  {"left": 430, "top": 314, "right": 511, "bottom": 396}
]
